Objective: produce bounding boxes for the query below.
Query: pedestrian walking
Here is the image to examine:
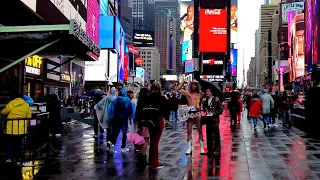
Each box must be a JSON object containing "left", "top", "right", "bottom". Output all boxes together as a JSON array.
[
  {"left": 270, "top": 91, "right": 280, "bottom": 127},
  {"left": 249, "top": 94, "right": 262, "bottom": 131},
  {"left": 227, "top": 91, "right": 241, "bottom": 131},
  {"left": 281, "top": 91, "right": 292, "bottom": 127},
  {"left": 260, "top": 90, "right": 274, "bottom": 129}
]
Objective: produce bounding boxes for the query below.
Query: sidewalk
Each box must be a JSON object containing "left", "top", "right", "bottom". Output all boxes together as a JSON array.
[{"left": 1, "top": 111, "right": 320, "bottom": 179}]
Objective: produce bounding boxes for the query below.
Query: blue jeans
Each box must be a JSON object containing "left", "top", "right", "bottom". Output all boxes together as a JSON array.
[
  {"left": 171, "top": 110, "right": 178, "bottom": 122},
  {"left": 252, "top": 117, "right": 258, "bottom": 126},
  {"left": 263, "top": 114, "right": 270, "bottom": 125},
  {"left": 282, "top": 109, "right": 291, "bottom": 125}
]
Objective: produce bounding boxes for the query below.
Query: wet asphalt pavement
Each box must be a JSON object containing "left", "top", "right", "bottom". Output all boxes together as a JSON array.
[{"left": 2, "top": 111, "right": 320, "bottom": 180}]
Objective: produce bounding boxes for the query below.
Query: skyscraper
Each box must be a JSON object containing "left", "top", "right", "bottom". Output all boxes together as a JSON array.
[
  {"left": 132, "top": 0, "right": 155, "bottom": 31},
  {"left": 119, "top": 0, "right": 133, "bottom": 43},
  {"left": 155, "top": 0, "right": 182, "bottom": 74},
  {"left": 155, "top": 8, "right": 171, "bottom": 73}
]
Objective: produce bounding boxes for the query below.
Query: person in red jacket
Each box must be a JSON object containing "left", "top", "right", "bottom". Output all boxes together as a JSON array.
[
  {"left": 237, "top": 94, "right": 243, "bottom": 123},
  {"left": 249, "top": 94, "right": 262, "bottom": 130}
]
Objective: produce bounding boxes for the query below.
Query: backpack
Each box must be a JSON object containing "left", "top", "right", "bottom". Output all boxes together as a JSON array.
[{"left": 140, "top": 94, "right": 161, "bottom": 128}]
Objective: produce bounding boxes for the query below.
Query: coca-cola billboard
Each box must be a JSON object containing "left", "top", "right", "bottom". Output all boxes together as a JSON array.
[
  {"left": 204, "top": 9, "right": 221, "bottom": 15},
  {"left": 199, "top": 8, "right": 227, "bottom": 52}
]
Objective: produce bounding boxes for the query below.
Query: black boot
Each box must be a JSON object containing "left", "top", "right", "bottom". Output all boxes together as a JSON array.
[{"left": 137, "top": 154, "right": 147, "bottom": 167}]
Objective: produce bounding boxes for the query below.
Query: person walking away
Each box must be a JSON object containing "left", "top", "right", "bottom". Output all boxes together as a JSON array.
[
  {"left": 108, "top": 87, "right": 135, "bottom": 153},
  {"left": 93, "top": 95, "right": 105, "bottom": 138},
  {"left": 168, "top": 93, "right": 179, "bottom": 123},
  {"left": 145, "top": 82, "right": 168, "bottom": 169},
  {"left": 135, "top": 88, "right": 150, "bottom": 167},
  {"left": 281, "top": 91, "right": 292, "bottom": 127},
  {"left": 1, "top": 91, "right": 31, "bottom": 163},
  {"left": 176, "top": 79, "right": 205, "bottom": 155},
  {"left": 249, "top": 94, "right": 262, "bottom": 131},
  {"left": 270, "top": 91, "right": 280, "bottom": 127},
  {"left": 260, "top": 90, "right": 274, "bottom": 129},
  {"left": 47, "top": 94, "right": 62, "bottom": 137},
  {"left": 201, "top": 88, "right": 223, "bottom": 156},
  {"left": 227, "top": 91, "right": 241, "bottom": 130},
  {"left": 245, "top": 93, "right": 252, "bottom": 119},
  {"left": 237, "top": 94, "right": 243, "bottom": 123}
]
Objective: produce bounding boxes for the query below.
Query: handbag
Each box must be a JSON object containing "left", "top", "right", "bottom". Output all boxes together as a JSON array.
[{"left": 140, "top": 106, "right": 160, "bottom": 128}]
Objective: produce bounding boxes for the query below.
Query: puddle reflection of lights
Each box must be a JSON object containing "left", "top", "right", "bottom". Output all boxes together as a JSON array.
[{"left": 83, "top": 134, "right": 92, "bottom": 138}]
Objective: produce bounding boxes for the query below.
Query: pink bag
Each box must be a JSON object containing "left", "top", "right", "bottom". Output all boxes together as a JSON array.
[{"left": 126, "top": 132, "right": 145, "bottom": 145}]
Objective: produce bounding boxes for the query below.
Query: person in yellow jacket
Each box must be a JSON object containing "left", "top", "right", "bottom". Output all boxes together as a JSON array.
[{"left": 1, "top": 92, "right": 31, "bottom": 163}]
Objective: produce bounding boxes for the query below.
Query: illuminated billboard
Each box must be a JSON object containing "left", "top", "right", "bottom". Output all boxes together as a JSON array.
[
  {"left": 182, "top": 40, "right": 192, "bottom": 62},
  {"left": 180, "top": 1, "right": 194, "bottom": 62},
  {"left": 133, "top": 30, "right": 154, "bottom": 47},
  {"left": 282, "top": 2, "right": 304, "bottom": 24},
  {"left": 230, "top": 0, "right": 238, "bottom": 44},
  {"left": 199, "top": 8, "right": 227, "bottom": 53},
  {"left": 230, "top": 49, "right": 238, "bottom": 77},
  {"left": 99, "top": 16, "right": 115, "bottom": 49}
]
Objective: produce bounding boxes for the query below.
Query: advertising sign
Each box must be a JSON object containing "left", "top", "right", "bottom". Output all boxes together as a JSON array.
[
  {"left": 281, "top": 2, "right": 304, "bottom": 24},
  {"left": 304, "top": 0, "right": 313, "bottom": 67},
  {"left": 199, "top": 8, "right": 227, "bottom": 53},
  {"left": 230, "top": 49, "right": 238, "bottom": 76},
  {"left": 124, "top": 53, "right": 129, "bottom": 81},
  {"left": 136, "top": 67, "right": 145, "bottom": 80},
  {"left": 115, "top": 18, "right": 125, "bottom": 53},
  {"left": 99, "top": 16, "right": 115, "bottom": 49},
  {"left": 109, "top": 51, "right": 118, "bottom": 82},
  {"left": 230, "top": 0, "right": 238, "bottom": 44},
  {"left": 182, "top": 40, "right": 193, "bottom": 62},
  {"left": 162, "top": 75, "right": 178, "bottom": 81},
  {"left": 289, "top": 13, "right": 305, "bottom": 79},
  {"left": 87, "top": 0, "right": 100, "bottom": 60},
  {"left": 133, "top": 30, "right": 155, "bottom": 47},
  {"left": 25, "top": 55, "right": 43, "bottom": 75},
  {"left": 200, "top": 75, "right": 224, "bottom": 82},
  {"left": 128, "top": 44, "right": 139, "bottom": 55},
  {"left": 185, "top": 59, "right": 195, "bottom": 73},
  {"left": 85, "top": 50, "right": 108, "bottom": 81},
  {"left": 202, "top": 59, "right": 223, "bottom": 65},
  {"left": 100, "top": 0, "right": 108, "bottom": 15},
  {"left": 117, "top": 27, "right": 125, "bottom": 82}
]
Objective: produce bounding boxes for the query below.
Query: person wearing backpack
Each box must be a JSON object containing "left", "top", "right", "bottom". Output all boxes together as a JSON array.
[{"left": 108, "top": 87, "right": 135, "bottom": 153}]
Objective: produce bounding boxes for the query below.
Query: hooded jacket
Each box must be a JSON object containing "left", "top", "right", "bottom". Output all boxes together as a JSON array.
[
  {"left": 260, "top": 91, "right": 274, "bottom": 114},
  {"left": 108, "top": 87, "right": 135, "bottom": 121},
  {"left": 249, "top": 98, "right": 262, "bottom": 118},
  {"left": 1, "top": 98, "right": 32, "bottom": 135}
]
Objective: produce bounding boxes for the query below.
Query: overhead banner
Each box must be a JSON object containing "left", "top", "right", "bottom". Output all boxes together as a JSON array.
[
  {"left": 281, "top": 2, "right": 304, "bottom": 24},
  {"left": 199, "top": 8, "right": 227, "bottom": 52},
  {"left": 133, "top": 30, "right": 154, "bottom": 47},
  {"left": 180, "top": 0, "right": 194, "bottom": 62}
]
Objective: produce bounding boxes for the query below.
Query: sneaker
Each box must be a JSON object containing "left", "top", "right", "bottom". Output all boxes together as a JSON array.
[
  {"left": 273, "top": 123, "right": 278, "bottom": 127},
  {"left": 121, "top": 148, "right": 130, "bottom": 152},
  {"left": 109, "top": 145, "right": 114, "bottom": 154},
  {"left": 152, "top": 164, "right": 164, "bottom": 169},
  {"left": 254, "top": 126, "right": 257, "bottom": 131}
]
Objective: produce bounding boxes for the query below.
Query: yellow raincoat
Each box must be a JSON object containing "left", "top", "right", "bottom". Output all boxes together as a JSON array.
[{"left": 1, "top": 98, "right": 32, "bottom": 135}]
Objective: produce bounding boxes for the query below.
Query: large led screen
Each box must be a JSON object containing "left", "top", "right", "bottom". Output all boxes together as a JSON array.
[
  {"left": 282, "top": 2, "right": 304, "bottom": 24},
  {"left": 136, "top": 67, "right": 145, "bottom": 80},
  {"left": 124, "top": 53, "right": 129, "bottom": 81},
  {"left": 109, "top": 51, "right": 118, "bottom": 82},
  {"left": 99, "top": 16, "right": 115, "bottom": 49},
  {"left": 87, "top": 0, "right": 100, "bottom": 60},
  {"left": 85, "top": 50, "right": 108, "bottom": 81},
  {"left": 230, "top": 49, "right": 237, "bottom": 77},
  {"left": 133, "top": 30, "right": 154, "bottom": 47},
  {"left": 230, "top": 0, "right": 238, "bottom": 44},
  {"left": 118, "top": 31, "right": 125, "bottom": 82},
  {"left": 199, "top": 8, "right": 227, "bottom": 53},
  {"left": 305, "top": 0, "right": 312, "bottom": 67},
  {"left": 180, "top": 1, "right": 194, "bottom": 62},
  {"left": 100, "top": 0, "right": 108, "bottom": 15}
]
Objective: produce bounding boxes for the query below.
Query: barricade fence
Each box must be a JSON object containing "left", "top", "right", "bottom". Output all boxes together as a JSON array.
[{"left": 0, "top": 113, "right": 56, "bottom": 163}]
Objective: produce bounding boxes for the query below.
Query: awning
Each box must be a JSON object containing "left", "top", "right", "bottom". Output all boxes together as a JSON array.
[{"left": 0, "top": 20, "right": 100, "bottom": 73}]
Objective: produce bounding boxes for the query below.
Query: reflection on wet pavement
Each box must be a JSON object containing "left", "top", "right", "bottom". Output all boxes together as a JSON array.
[{"left": 1, "top": 111, "right": 320, "bottom": 179}]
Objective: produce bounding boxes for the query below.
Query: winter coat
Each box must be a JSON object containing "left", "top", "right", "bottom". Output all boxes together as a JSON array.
[
  {"left": 260, "top": 92, "right": 274, "bottom": 114},
  {"left": 108, "top": 87, "right": 135, "bottom": 121},
  {"left": 1, "top": 98, "right": 32, "bottom": 135},
  {"left": 249, "top": 98, "right": 262, "bottom": 118}
]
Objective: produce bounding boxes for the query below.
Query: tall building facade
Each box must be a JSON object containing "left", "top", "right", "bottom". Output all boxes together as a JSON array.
[
  {"left": 155, "top": 8, "right": 171, "bottom": 73},
  {"left": 271, "top": 8, "right": 280, "bottom": 82},
  {"left": 155, "top": 0, "right": 182, "bottom": 74},
  {"left": 247, "top": 57, "right": 256, "bottom": 87},
  {"left": 119, "top": 0, "right": 133, "bottom": 43},
  {"left": 258, "top": 4, "right": 278, "bottom": 86},
  {"left": 169, "top": 17, "right": 177, "bottom": 71},
  {"left": 138, "top": 47, "right": 161, "bottom": 80},
  {"left": 132, "top": 0, "right": 155, "bottom": 31},
  {"left": 255, "top": 29, "right": 260, "bottom": 87}
]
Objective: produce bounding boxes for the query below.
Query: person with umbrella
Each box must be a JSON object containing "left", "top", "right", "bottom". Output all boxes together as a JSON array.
[
  {"left": 176, "top": 79, "right": 205, "bottom": 155},
  {"left": 201, "top": 88, "right": 223, "bottom": 156}
]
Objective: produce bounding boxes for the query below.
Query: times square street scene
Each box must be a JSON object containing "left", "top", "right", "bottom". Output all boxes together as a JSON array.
[{"left": 1, "top": 0, "right": 320, "bottom": 179}]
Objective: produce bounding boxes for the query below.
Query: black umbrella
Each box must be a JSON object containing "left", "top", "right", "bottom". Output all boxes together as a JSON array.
[
  {"left": 198, "top": 79, "right": 225, "bottom": 101},
  {"left": 85, "top": 89, "right": 105, "bottom": 96}
]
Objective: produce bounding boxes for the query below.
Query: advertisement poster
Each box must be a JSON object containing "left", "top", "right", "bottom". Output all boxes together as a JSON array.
[
  {"left": 230, "top": 0, "right": 238, "bottom": 44},
  {"left": 305, "top": 0, "right": 312, "bottom": 67},
  {"left": 124, "top": 53, "right": 129, "bottom": 81},
  {"left": 118, "top": 33, "right": 125, "bottom": 82},
  {"left": 185, "top": 59, "right": 194, "bottom": 73},
  {"left": 85, "top": 50, "right": 108, "bottom": 81},
  {"left": 99, "top": 16, "right": 115, "bottom": 49},
  {"left": 87, "top": 0, "right": 100, "bottom": 60},
  {"left": 100, "top": 0, "right": 108, "bottom": 15},
  {"left": 136, "top": 67, "right": 145, "bottom": 80},
  {"left": 199, "top": 8, "right": 227, "bottom": 53},
  {"left": 230, "top": 49, "right": 238, "bottom": 77},
  {"left": 109, "top": 51, "right": 118, "bottom": 82},
  {"left": 182, "top": 40, "right": 192, "bottom": 62},
  {"left": 180, "top": 1, "right": 194, "bottom": 62},
  {"left": 290, "top": 13, "right": 305, "bottom": 79},
  {"left": 281, "top": 2, "right": 304, "bottom": 24}
]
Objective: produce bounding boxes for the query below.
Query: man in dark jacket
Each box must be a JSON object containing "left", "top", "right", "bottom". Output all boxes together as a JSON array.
[
  {"left": 168, "top": 93, "right": 179, "bottom": 123},
  {"left": 271, "top": 91, "right": 280, "bottom": 127},
  {"left": 202, "top": 88, "right": 223, "bottom": 156}
]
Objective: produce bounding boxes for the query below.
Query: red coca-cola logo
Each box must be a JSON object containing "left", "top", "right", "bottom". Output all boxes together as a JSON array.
[{"left": 204, "top": 9, "right": 221, "bottom": 15}]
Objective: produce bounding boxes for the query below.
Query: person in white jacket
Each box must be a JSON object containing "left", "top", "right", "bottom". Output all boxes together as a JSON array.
[{"left": 260, "top": 90, "right": 274, "bottom": 129}]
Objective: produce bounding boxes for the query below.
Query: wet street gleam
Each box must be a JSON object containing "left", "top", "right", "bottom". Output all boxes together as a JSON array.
[{"left": 2, "top": 112, "right": 320, "bottom": 180}]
